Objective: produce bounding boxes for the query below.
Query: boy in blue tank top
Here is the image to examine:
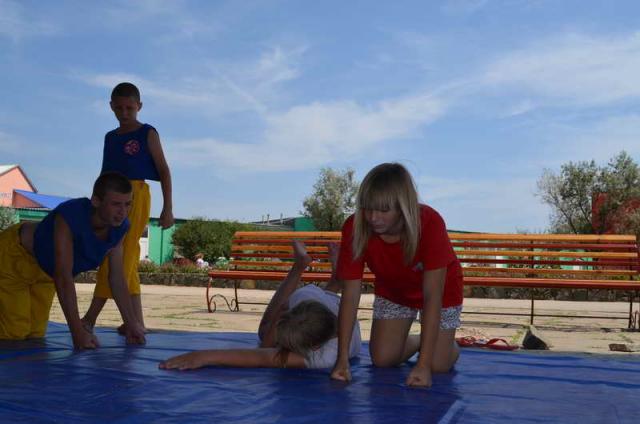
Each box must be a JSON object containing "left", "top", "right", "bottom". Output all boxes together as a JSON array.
[
  {"left": 82, "top": 82, "right": 174, "bottom": 335},
  {"left": 0, "top": 173, "right": 146, "bottom": 349}
]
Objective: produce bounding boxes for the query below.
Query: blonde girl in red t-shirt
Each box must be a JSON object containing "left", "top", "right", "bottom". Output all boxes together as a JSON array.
[{"left": 331, "top": 163, "right": 463, "bottom": 388}]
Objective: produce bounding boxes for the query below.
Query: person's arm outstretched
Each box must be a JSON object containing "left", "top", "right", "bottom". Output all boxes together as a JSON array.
[
  {"left": 53, "top": 215, "right": 100, "bottom": 350},
  {"left": 107, "top": 240, "right": 146, "bottom": 345},
  {"left": 258, "top": 240, "right": 311, "bottom": 347},
  {"left": 147, "top": 129, "right": 174, "bottom": 229},
  {"left": 406, "top": 267, "right": 446, "bottom": 388},
  {"left": 159, "top": 347, "right": 306, "bottom": 370},
  {"left": 330, "top": 279, "right": 361, "bottom": 382}
]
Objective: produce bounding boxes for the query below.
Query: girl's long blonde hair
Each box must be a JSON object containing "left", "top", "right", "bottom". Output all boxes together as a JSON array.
[{"left": 352, "top": 163, "right": 421, "bottom": 264}]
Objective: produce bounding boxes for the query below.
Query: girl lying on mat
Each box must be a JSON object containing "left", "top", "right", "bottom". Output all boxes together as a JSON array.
[{"left": 159, "top": 241, "right": 361, "bottom": 370}]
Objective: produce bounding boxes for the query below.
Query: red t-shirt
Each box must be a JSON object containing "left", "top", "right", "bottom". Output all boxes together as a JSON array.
[{"left": 336, "top": 205, "right": 463, "bottom": 309}]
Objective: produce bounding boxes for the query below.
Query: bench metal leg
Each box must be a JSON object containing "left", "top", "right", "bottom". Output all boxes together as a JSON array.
[
  {"left": 629, "top": 291, "right": 639, "bottom": 331},
  {"left": 206, "top": 278, "right": 240, "bottom": 313},
  {"left": 627, "top": 292, "right": 634, "bottom": 330},
  {"left": 530, "top": 289, "right": 535, "bottom": 325}
]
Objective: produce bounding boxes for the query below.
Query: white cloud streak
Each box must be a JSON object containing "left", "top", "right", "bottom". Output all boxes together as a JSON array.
[
  {"left": 167, "top": 92, "right": 447, "bottom": 173},
  {"left": 0, "top": 0, "right": 57, "bottom": 41},
  {"left": 416, "top": 175, "right": 549, "bottom": 232},
  {"left": 77, "top": 44, "right": 306, "bottom": 117},
  {"left": 560, "top": 114, "right": 640, "bottom": 163},
  {"left": 482, "top": 32, "right": 640, "bottom": 106}
]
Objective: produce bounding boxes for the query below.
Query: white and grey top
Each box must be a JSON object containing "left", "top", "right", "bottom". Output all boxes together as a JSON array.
[{"left": 288, "top": 284, "right": 362, "bottom": 369}]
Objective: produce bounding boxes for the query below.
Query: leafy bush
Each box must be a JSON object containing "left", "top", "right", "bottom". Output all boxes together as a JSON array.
[
  {"left": 137, "top": 259, "right": 207, "bottom": 274},
  {"left": 214, "top": 256, "right": 230, "bottom": 270},
  {"left": 171, "top": 218, "right": 257, "bottom": 263},
  {"left": 138, "top": 260, "right": 159, "bottom": 273},
  {"left": 0, "top": 207, "right": 17, "bottom": 231}
]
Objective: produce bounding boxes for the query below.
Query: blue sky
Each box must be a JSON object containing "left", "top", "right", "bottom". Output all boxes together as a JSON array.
[{"left": 1, "top": 0, "right": 639, "bottom": 232}]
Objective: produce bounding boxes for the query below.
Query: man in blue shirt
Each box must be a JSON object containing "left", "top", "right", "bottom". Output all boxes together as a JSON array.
[{"left": 0, "top": 172, "right": 145, "bottom": 349}]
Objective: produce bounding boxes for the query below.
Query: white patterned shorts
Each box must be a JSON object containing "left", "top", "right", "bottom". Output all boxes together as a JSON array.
[{"left": 373, "top": 296, "right": 462, "bottom": 330}]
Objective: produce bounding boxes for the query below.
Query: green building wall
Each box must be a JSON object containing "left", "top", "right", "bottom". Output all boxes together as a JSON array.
[
  {"left": 147, "top": 218, "right": 186, "bottom": 264},
  {"left": 293, "top": 217, "right": 316, "bottom": 231}
]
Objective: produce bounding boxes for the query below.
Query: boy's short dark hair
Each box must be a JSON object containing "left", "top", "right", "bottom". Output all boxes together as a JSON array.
[
  {"left": 93, "top": 172, "right": 132, "bottom": 199},
  {"left": 111, "top": 82, "right": 141, "bottom": 102}
]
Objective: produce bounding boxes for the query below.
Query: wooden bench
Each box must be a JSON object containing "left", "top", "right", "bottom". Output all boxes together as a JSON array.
[{"left": 207, "top": 231, "right": 640, "bottom": 329}]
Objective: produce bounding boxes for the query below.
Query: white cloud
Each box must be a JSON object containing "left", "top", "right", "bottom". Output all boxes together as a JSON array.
[
  {"left": 77, "top": 44, "right": 306, "bottom": 116},
  {"left": 501, "top": 99, "right": 537, "bottom": 118},
  {"left": 101, "top": 0, "right": 216, "bottom": 40},
  {"left": 482, "top": 32, "right": 640, "bottom": 106},
  {"left": 0, "top": 0, "right": 57, "bottom": 41},
  {"left": 416, "top": 175, "right": 549, "bottom": 232},
  {"left": 560, "top": 114, "right": 640, "bottom": 164},
  {"left": 253, "top": 46, "right": 306, "bottom": 86},
  {"left": 168, "top": 92, "right": 447, "bottom": 173}
]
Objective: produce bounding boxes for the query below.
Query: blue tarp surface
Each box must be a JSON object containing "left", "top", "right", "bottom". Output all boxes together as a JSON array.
[{"left": 1, "top": 323, "right": 639, "bottom": 423}]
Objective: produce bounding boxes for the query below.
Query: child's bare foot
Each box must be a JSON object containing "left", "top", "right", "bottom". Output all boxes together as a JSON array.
[
  {"left": 327, "top": 242, "right": 340, "bottom": 267},
  {"left": 292, "top": 240, "right": 312, "bottom": 267}
]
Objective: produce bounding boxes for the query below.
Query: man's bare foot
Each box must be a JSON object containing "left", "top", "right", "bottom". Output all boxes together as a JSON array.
[
  {"left": 80, "top": 317, "right": 94, "bottom": 334},
  {"left": 292, "top": 240, "right": 312, "bottom": 267}
]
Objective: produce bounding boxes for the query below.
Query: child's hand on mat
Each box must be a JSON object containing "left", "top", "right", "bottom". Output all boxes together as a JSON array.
[
  {"left": 159, "top": 352, "right": 207, "bottom": 370},
  {"left": 125, "top": 322, "right": 146, "bottom": 345},
  {"left": 72, "top": 327, "right": 100, "bottom": 350},
  {"left": 330, "top": 362, "right": 352, "bottom": 382},
  {"left": 406, "top": 365, "right": 431, "bottom": 388}
]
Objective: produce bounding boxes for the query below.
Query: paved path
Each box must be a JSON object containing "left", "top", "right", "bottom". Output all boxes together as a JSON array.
[{"left": 48, "top": 283, "right": 640, "bottom": 355}]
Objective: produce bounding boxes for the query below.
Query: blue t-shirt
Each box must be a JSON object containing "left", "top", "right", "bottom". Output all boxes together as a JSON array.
[
  {"left": 101, "top": 123, "right": 161, "bottom": 181},
  {"left": 33, "top": 198, "right": 130, "bottom": 278}
]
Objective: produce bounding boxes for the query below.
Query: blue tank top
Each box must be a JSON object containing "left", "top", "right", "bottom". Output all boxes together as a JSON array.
[
  {"left": 33, "top": 198, "right": 130, "bottom": 278},
  {"left": 101, "top": 123, "right": 161, "bottom": 181}
]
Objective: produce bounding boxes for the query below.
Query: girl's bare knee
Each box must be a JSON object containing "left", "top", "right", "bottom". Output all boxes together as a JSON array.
[
  {"left": 370, "top": 351, "right": 402, "bottom": 367},
  {"left": 431, "top": 344, "right": 459, "bottom": 373},
  {"left": 431, "top": 362, "right": 453, "bottom": 373}
]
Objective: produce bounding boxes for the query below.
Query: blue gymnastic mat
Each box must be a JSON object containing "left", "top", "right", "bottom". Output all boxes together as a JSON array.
[{"left": 1, "top": 323, "right": 639, "bottom": 424}]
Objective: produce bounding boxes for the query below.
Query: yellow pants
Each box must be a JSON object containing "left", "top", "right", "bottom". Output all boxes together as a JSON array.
[
  {"left": 0, "top": 224, "right": 56, "bottom": 339},
  {"left": 94, "top": 180, "right": 150, "bottom": 298}
]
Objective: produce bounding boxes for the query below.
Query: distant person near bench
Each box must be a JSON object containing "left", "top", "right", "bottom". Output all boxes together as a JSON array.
[
  {"left": 160, "top": 241, "right": 361, "bottom": 370},
  {"left": 331, "top": 163, "right": 464, "bottom": 388},
  {"left": 0, "top": 172, "right": 145, "bottom": 349}
]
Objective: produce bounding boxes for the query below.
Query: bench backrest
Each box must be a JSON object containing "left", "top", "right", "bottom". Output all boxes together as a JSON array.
[
  {"left": 450, "top": 233, "right": 639, "bottom": 281},
  {"left": 230, "top": 231, "right": 341, "bottom": 271},
  {"left": 228, "top": 231, "right": 640, "bottom": 281}
]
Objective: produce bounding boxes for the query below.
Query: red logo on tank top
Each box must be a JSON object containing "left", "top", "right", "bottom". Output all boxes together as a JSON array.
[{"left": 124, "top": 139, "right": 140, "bottom": 155}]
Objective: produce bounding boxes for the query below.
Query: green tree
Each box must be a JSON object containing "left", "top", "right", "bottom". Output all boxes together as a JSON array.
[
  {"left": 597, "top": 152, "right": 640, "bottom": 232},
  {"left": 171, "top": 218, "right": 257, "bottom": 261},
  {"left": 537, "top": 151, "right": 640, "bottom": 235},
  {"left": 0, "top": 207, "right": 16, "bottom": 231},
  {"left": 302, "top": 167, "right": 359, "bottom": 231}
]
